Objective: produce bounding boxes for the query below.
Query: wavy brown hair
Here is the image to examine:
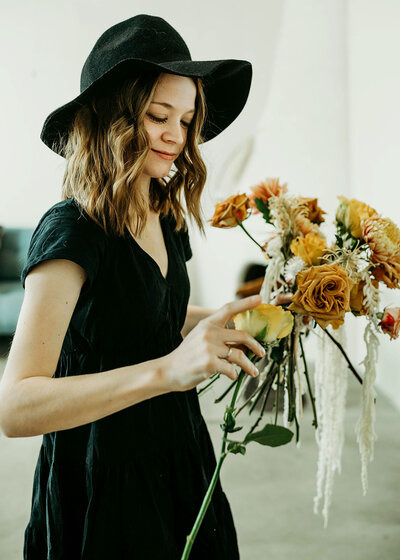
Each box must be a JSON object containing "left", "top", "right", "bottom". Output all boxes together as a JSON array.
[{"left": 57, "top": 69, "right": 208, "bottom": 237}]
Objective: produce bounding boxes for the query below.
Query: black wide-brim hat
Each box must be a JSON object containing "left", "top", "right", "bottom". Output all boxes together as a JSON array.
[{"left": 40, "top": 14, "right": 253, "bottom": 156}]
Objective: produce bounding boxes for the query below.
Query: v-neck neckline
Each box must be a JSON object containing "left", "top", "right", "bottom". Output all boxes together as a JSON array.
[{"left": 127, "top": 212, "right": 170, "bottom": 282}]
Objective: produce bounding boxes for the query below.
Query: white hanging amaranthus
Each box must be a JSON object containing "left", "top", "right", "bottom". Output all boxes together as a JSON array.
[
  {"left": 260, "top": 233, "right": 285, "bottom": 304},
  {"left": 355, "top": 270, "right": 380, "bottom": 496},
  {"left": 313, "top": 323, "right": 349, "bottom": 528}
]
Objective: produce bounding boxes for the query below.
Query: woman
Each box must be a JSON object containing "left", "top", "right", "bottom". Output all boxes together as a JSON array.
[{"left": 0, "top": 15, "right": 266, "bottom": 559}]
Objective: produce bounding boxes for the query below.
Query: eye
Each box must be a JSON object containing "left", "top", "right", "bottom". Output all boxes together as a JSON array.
[{"left": 146, "top": 113, "right": 190, "bottom": 128}]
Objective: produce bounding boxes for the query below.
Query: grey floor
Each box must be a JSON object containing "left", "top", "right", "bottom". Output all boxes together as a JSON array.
[{"left": 0, "top": 335, "right": 399, "bottom": 560}]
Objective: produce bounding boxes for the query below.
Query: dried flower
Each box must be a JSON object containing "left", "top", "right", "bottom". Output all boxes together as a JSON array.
[
  {"left": 350, "top": 279, "right": 379, "bottom": 315},
  {"left": 209, "top": 193, "right": 250, "bottom": 228},
  {"left": 288, "top": 263, "right": 355, "bottom": 329},
  {"left": 361, "top": 216, "right": 400, "bottom": 289},
  {"left": 298, "top": 197, "right": 326, "bottom": 224}
]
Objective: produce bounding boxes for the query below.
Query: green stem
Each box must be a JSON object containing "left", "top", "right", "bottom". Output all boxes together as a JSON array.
[
  {"left": 197, "top": 373, "right": 221, "bottom": 397},
  {"left": 214, "top": 377, "right": 238, "bottom": 403},
  {"left": 248, "top": 369, "right": 277, "bottom": 435},
  {"left": 320, "top": 325, "right": 363, "bottom": 385},
  {"left": 181, "top": 351, "right": 255, "bottom": 559},
  {"left": 236, "top": 220, "right": 266, "bottom": 252},
  {"left": 274, "top": 366, "right": 281, "bottom": 425},
  {"left": 298, "top": 333, "right": 318, "bottom": 429},
  {"left": 287, "top": 332, "right": 296, "bottom": 423}
]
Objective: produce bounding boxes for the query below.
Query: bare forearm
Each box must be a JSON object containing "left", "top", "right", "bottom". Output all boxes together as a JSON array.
[
  {"left": 0, "top": 358, "right": 169, "bottom": 438},
  {"left": 181, "top": 304, "right": 215, "bottom": 338}
]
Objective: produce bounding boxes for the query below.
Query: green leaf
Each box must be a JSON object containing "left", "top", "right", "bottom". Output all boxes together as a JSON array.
[
  {"left": 227, "top": 442, "right": 247, "bottom": 455},
  {"left": 229, "top": 426, "right": 244, "bottom": 433},
  {"left": 255, "top": 325, "right": 267, "bottom": 343},
  {"left": 243, "top": 423, "right": 294, "bottom": 447},
  {"left": 270, "top": 338, "right": 286, "bottom": 363},
  {"left": 255, "top": 198, "right": 273, "bottom": 225}
]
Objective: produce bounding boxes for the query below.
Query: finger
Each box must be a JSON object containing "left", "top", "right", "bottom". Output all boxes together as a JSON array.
[
  {"left": 222, "top": 347, "right": 259, "bottom": 378},
  {"left": 214, "top": 357, "right": 239, "bottom": 381},
  {"left": 276, "top": 293, "right": 293, "bottom": 305},
  {"left": 208, "top": 294, "right": 263, "bottom": 328},
  {"left": 221, "top": 329, "right": 265, "bottom": 358}
]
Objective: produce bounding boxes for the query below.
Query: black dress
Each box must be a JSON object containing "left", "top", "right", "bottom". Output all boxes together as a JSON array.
[{"left": 20, "top": 198, "right": 240, "bottom": 560}]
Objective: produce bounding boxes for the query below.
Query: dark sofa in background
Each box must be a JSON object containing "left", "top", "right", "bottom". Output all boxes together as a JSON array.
[{"left": 0, "top": 228, "right": 34, "bottom": 337}]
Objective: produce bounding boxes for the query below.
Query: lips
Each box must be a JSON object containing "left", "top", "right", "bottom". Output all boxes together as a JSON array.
[{"left": 151, "top": 149, "right": 176, "bottom": 161}]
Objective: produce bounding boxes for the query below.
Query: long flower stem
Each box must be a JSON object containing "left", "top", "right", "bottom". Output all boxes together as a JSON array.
[
  {"left": 298, "top": 333, "right": 318, "bottom": 428},
  {"left": 274, "top": 366, "right": 281, "bottom": 425},
  {"left": 214, "top": 377, "right": 238, "bottom": 403},
  {"left": 320, "top": 325, "right": 363, "bottom": 384},
  {"left": 248, "top": 371, "right": 276, "bottom": 435},
  {"left": 197, "top": 373, "right": 221, "bottom": 396},
  {"left": 236, "top": 220, "right": 266, "bottom": 252},
  {"left": 181, "top": 352, "right": 255, "bottom": 559}
]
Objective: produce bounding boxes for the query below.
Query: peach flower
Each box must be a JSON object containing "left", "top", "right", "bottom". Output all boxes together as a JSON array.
[
  {"left": 362, "top": 216, "right": 400, "bottom": 289},
  {"left": 248, "top": 178, "right": 288, "bottom": 214}
]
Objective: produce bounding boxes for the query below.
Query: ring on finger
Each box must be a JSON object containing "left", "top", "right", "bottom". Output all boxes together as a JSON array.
[{"left": 225, "top": 347, "right": 233, "bottom": 360}]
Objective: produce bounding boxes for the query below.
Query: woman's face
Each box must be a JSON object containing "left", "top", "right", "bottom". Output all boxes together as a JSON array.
[{"left": 142, "top": 73, "right": 197, "bottom": 177}]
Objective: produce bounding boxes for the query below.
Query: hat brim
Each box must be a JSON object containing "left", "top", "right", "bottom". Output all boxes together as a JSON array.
[{"left": 40, "top": 57, "right": 252, "bottom": 155}]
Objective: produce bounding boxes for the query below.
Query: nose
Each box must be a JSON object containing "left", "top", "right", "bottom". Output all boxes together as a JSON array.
[{"left": 161, "top": 119, "right": 186, "bottom": 147}]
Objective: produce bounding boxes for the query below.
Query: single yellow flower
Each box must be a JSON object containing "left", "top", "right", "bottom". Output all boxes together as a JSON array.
[
  {"left": 290, "top": 233, "right": 328, "bottom": 265},
  {"left": 336, "top": 196, "right": 378, "bottom": 238},
  {"left": 233, "top": 303, "right": 294, "bottom": 344}
]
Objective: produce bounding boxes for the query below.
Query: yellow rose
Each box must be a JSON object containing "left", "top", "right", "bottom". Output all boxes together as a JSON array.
[
  {"left": 336, "top": 196, "right": 378, "bottom": 238},
  {"left": 288, "top": 263, "right": 355, "bottom": 329},
  {"left": 209, "top": 193, "right": 250, "bottom": 228},
  {"left": 233, "top": 303, "right": 294, "bottom": 344},
  {"left": 290, "top": 233, "right": 328, "bottom": 265}
]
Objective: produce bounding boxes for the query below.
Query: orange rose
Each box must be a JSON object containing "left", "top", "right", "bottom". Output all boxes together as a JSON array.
[
  {"left": 209, "top": 193, "right": 250, "bottom": 228},
  {"left": 288, "top": 263, "right": 355, "bottom": 329},
  {"left": 380, "top": 307, "right": 400, "bottom": 340},
  {"left": 362, "top": 216, "right": 400, "bottom": 289},
  {"left": 298, "top": 197, "right": 326, "bottom": 224},
  {"left": 248, "top": 178, "right": 288, "bottom": 214}
]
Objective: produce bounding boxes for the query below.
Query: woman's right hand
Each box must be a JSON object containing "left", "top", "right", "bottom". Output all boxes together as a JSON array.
[{"left": 161, "top": 295, "right": 266, "bottom": 393}]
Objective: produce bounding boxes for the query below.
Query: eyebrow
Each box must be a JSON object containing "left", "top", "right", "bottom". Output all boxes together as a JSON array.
[{"left": 150, "top": 101, "right": 195, "bottom": 114}]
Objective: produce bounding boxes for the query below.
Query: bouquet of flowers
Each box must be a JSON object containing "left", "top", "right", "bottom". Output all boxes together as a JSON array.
[{"left": 180, "top": 178, "right": 400, "bottom": 559}]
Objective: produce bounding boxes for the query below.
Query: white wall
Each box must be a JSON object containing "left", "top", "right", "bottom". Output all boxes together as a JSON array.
[
  {"left": 348, "top": 0, "right": 400, "bottom": 410},
  {"left": 1, "top": 1, "right": 399, "bottom": 408}
]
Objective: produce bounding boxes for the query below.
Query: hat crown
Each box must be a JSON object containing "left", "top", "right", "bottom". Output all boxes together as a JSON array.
[{"left": 80, "top": 15, "right": 191, "bottom": 92}]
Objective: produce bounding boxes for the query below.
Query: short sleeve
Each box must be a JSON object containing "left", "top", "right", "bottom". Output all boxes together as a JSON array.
[{"left": 21, "top": 203, "right": 103, "bottom": 293}]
